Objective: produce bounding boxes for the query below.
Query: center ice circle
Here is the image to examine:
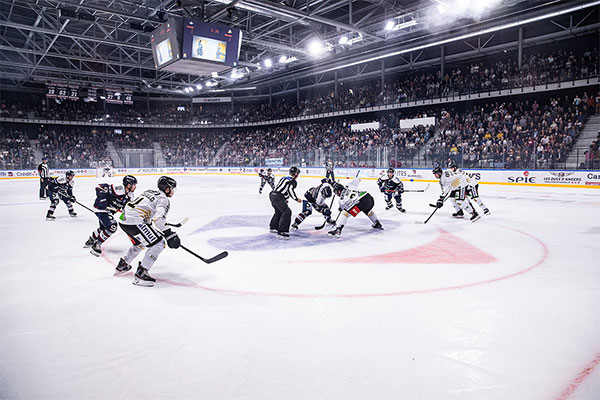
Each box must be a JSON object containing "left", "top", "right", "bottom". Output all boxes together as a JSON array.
[{"left": 174, "top": 219, "right": 548, "bottom": 298}]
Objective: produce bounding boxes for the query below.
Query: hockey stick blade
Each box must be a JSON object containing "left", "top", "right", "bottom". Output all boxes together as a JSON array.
[
  {"left": 166, "top": 217, "right": 189, "bottom": 228},
  {"left": 203, "top": 251, "right": 229, "bottom": 264},
  {"left": 180, "top": 244, "right": 228, "bottom": 264}
]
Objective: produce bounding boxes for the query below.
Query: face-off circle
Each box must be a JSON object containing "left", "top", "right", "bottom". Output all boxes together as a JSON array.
[{"left": 181, "top": 218, "right": 548, "bottom": 298}]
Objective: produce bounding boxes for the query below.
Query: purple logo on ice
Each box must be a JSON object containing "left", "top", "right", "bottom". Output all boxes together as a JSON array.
[{"left": 193, "top": 215, "right": 397, "bottom": 251}]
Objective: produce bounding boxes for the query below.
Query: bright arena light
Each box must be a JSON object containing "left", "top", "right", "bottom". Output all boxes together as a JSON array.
[
  {"left": 196, "top": 84, "right": 202, "bottom": 90},
  {"left": 307, "top": 38, "right": 325, "bottom": 56},
  {"left": 339, "top": 35, "right": 349, "bottom": 45},
  {"left": 385, "top": 20, "right": 395, "bottom": 31},
  {"left": 279, "top": 55, "right": 288, "bottom": 63},
  {"left": 264, "top": 58, "right": 273, "bottom": 68}
]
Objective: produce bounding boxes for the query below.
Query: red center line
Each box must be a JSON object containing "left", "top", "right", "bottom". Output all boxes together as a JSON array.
[{"left": 556, "top": 352, "right": 600, "bottom": 400}]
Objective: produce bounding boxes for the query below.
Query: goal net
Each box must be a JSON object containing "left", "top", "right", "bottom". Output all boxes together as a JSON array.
[{"left": 94, "top": 160, "right": 114, "bottom": 178}]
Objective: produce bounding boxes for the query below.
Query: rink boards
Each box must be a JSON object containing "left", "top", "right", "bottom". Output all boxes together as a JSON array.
[{"left": 1, "top": 166, "right": 599, "bottom": 189}]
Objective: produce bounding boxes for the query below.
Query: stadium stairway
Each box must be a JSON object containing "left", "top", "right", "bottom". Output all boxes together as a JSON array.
[
  {"left": 406, "top": 130, "right": 437, "bottom": 168},
  {"left": 30, "top": 139, "right": 43, "bottom": 161},
  {"left": 565, "top": 114, "right": 600, "bottom": 169},
  {"left": 152, "top": 142, "right": 167, "bottom": 167},
  {"left": 106, "top": 141, "right": 124, "bottom": 168}
]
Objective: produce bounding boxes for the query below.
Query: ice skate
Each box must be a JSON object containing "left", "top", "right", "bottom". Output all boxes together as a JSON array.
[
  {"left": 114, "top": 258, "right": 133, "bottom": 276},
  {"left": 133, "top": 264, "right": 155, "bottom": 287}
]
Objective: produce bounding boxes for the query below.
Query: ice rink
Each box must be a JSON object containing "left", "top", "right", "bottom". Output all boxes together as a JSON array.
[{"left": 1, "top": 173, "right": 599, "bottom": 400}]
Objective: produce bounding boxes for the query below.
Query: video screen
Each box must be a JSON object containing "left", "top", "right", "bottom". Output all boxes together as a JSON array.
[
  {"left": 156, "top": 39, "right": 173, "bottom": 66},
  {"left": 192, "top": 36, "right": 226, "bottom": 63}
]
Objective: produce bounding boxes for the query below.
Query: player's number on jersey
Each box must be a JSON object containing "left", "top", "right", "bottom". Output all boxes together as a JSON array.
[{"left": 127, "top": 197, "right": 143, "bottom": 209}]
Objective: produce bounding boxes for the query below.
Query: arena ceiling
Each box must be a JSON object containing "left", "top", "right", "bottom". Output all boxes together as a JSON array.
[{"left": 0, "top": 0, "right": 598, "bottom": 99}]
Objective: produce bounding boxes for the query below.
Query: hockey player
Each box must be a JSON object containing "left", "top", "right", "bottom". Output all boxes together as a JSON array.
[
  {"left": 114, "top": 176, "right": 180, "bottom": 287},
  {"left": 324, "top": 159, "right": 335, "bottom": 181},
  {"left": 447, "top": 160, "right": 490, "bottom": 216},
  {"left": 432, "top": 166, "right": 480, "bottom": 222},
  {"left": 291, "top": 179, "right": 335, "bottom": 230},
  {"left": 269, "top": 166, "right": 302, "bottom": 240},
  {"left": 377, "top": 168, "right": 405, "bottom": 213},
  {"left": 37, "top": 157, "right": 49, "bottom": 199},
  {"left": 84, "top": 175, "right": 138, "bottom": 257},
  {"left": 258, "top": 168, "right": 275, "bottom": 194},
  {"left": 327, "top": 179, "right": 383, "bottom": 238},
  {"left": 45, "top": 170, "right": 77, "bottom": 220}
]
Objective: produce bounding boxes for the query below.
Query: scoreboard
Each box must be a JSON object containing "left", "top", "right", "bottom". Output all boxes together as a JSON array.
[
  {"left": 151, "top": 17, "right": 242, "bottom": 75},
  {"left": 182, "top": 18, "right": 242, "bottom": 68}
]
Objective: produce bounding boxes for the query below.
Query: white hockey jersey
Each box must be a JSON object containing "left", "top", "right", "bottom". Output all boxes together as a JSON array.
[
  {"left": 438, "top": 170, "right": 469, "bottom": 196},
  {"left": 454, "top": 168, "right": 479, "bottom": 186},
  {"left": 338, "top": 178, "right": 367, "bottom": 211},
  {"left": 121, "top": 189, "right": 170, "bottom": 231}
]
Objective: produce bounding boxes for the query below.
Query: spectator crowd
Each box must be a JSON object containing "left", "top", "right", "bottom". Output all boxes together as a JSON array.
[{"left": 1, "top": 47, "right": 597, "bottom": 125}]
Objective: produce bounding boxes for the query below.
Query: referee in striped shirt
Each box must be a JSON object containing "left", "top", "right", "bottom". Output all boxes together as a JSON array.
[
  {"left": 269, "top": 166, "right": 302, "bottom": 240},
  {"left": 37, "top": 156, "right": 49, "bottom": 199}
]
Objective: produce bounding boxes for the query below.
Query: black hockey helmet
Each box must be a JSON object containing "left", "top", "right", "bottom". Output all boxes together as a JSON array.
[
  {"left": 260, "top": 168, "right": 264, "bottom": 173},
  {"left": 123, "top": 175, "right": 137, "bottom": 187},
  {"left": 447, "top": 159, "right": 457, "bottom": 169},
  {"left": 321, "top": 185, "right": 333, "bottom": 198},
  {"left": 432, "top": 166, "right": 443, "bottom": 176},
  {"left": 42, "top": 156, "right": 48, "bottom": 161},
  {"left": 387, "top": 167, "right": 395, "bottom": 174},
  {"left": 332, "top": 182, "right": 345, "bottom": 195},
  {"left": 65, "top": 170, "right": 75, "bottom": 177},
  {"left": 289, "top": 166, "right": 300, "bottom": 176},
  {"left": 267, "top": 168, "right": 272, "bottom": 172},
  {"left": 158, "top": 176, "right": 177, "bottom": 194}
]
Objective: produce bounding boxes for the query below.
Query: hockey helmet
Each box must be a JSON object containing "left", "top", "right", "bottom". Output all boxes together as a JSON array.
[
  {"left": 267, "top": 168, "right": 272, "bottom": 172},
  {"left": 387, "top": 167, "right": 395, "bottom": 175},
  {"left": 447, "top": 159, "right": 457, "bottom": 169},
  {"left": 432, "top": 166, "right": 443, "bottom": 176},
  {"left": 332, "top": 182, "right": 345, "bottom": 195},
  {"left": 289, "top": 166, "right": 300, "bottom": 176},
  {"left": 123, "top": 175, "right": 137, "bottom": 188},
  {"left": 321, "top": 185, "right": 333, "bottom": 198},
  {"left": 65, "top": 170, "right": 75, "bottom": 178},
  {"left": 158, "top": 176, "right": 177, "bottom": 194}
]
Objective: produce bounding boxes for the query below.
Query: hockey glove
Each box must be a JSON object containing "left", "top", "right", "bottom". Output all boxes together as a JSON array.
[
  {"left": 164, "top": 229, "right": 181, "bottom": 249},
  {"left": 70, "top": 195, "right": 76, "bottom": 202},
  {"left": 436, "top": 197, "right": 444, "bottom": 208}
]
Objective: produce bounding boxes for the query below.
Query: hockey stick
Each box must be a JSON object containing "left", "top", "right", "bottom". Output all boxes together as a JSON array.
[
  {"left": 57, "top": 189, "right": 95, "bottom": 213},
  {"left": 166, "top": 217, "right": 189, "bottom": 228},
  {"left": 314, "top": 192, "right": 337, "bottom": 230},
  {"left": 403, "top": 183, "right": 431, "bottom": 193},
  {"left": 424, "top": 194, "right": 450, "bottom": 224},
  {"left": 180, "top": 244, "right": 228, "bottom": 264}
]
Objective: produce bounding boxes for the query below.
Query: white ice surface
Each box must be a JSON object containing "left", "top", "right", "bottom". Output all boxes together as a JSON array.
[{"left": 1, "top": 175, "right": 599, "bottom": 400}]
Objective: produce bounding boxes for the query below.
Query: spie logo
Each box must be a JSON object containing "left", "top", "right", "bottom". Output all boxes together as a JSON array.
[{"left": 508, "top": 170, "right": 536, "bottom": 183}]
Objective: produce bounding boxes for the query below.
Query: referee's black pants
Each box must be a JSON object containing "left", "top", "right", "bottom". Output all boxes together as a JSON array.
[
  {"left": 269, "top": 191, "right": 291, "bottom": 233},
  {"left": 39, "top": 178, "right": 48, "bottom": 198}
]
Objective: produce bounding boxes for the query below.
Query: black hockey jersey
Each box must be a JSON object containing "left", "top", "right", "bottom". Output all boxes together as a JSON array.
[
  {"left": 377, "top": 174, "right": 404, "bottom": 193},
  {"left": 94, "top": 183, "right": 133, "bottom": 213},
  {"left": 47, "top": 175, "right": 74, "bottom": 197}
]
